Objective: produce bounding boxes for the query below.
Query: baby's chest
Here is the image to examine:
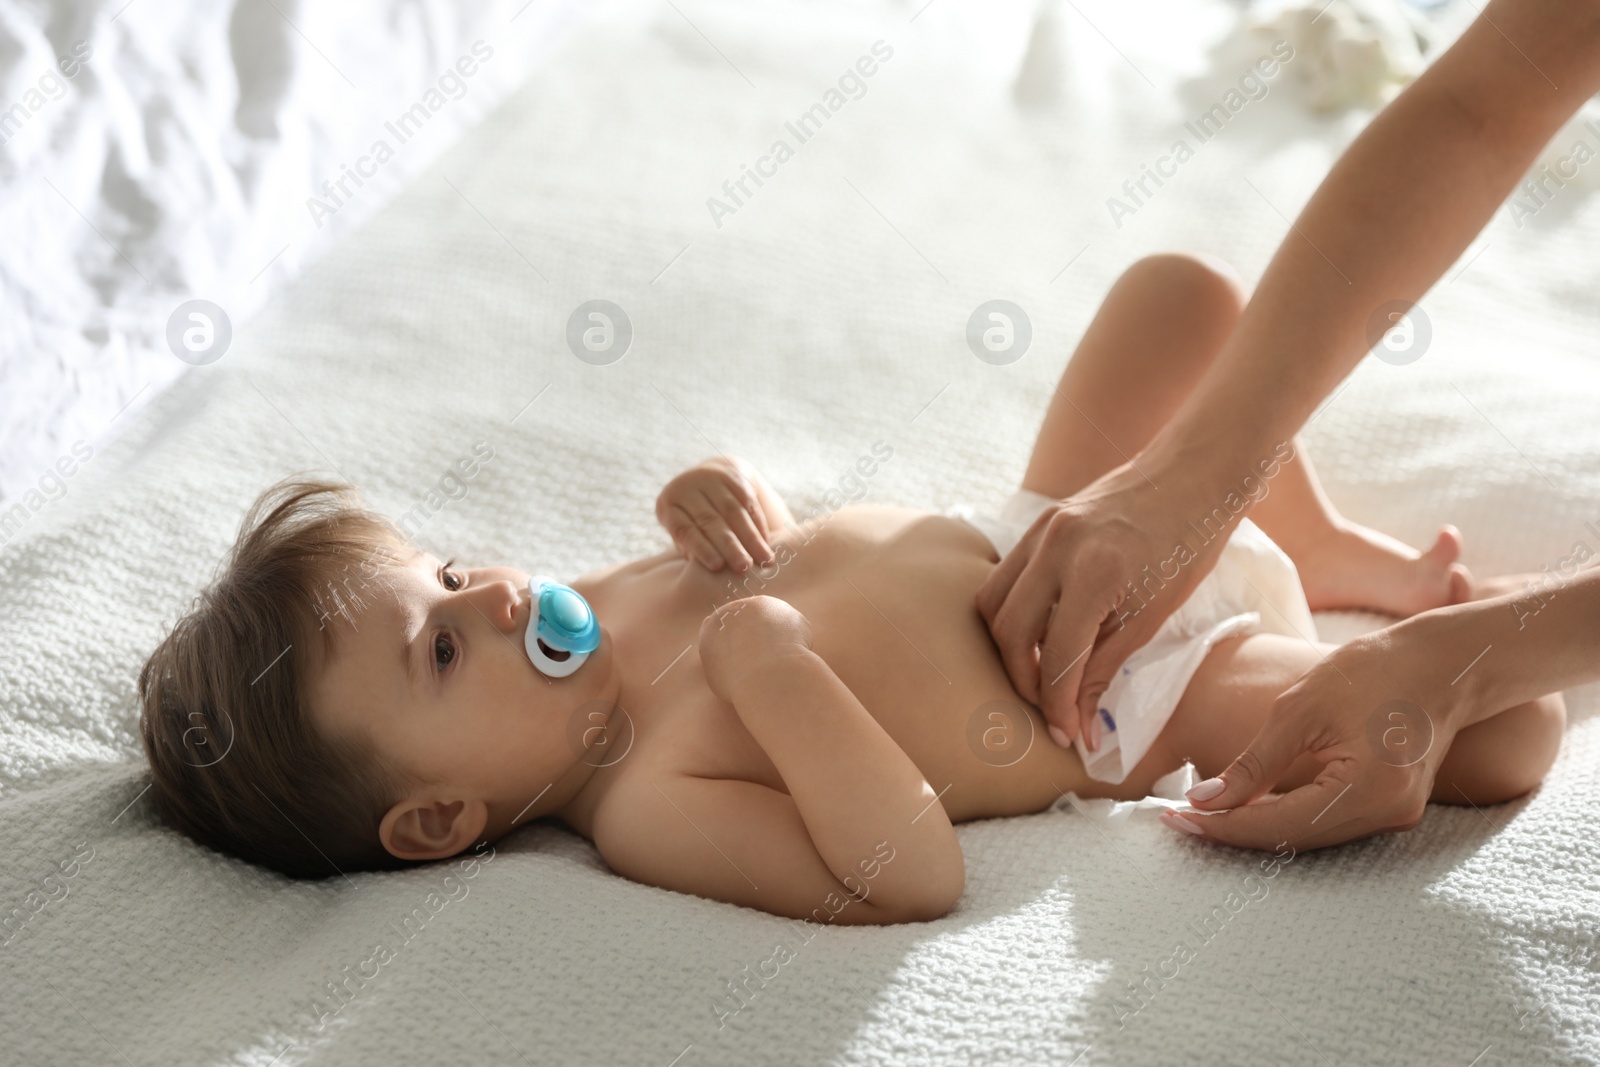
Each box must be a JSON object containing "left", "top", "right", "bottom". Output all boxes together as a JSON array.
[{"left": 616, "top": 510, "right": 1072, "bottom": 819}]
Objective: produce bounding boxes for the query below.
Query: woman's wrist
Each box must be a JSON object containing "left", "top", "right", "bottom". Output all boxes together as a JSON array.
[
  {"left": 1386, "top": 589, "right": 1567, "bottom": 734},
  {"left": 1117, "top": 433, "right": 1295, "bottom": 547},
  {"left": 1384, "top": 607, "right": 1494, "bottom": 734}
]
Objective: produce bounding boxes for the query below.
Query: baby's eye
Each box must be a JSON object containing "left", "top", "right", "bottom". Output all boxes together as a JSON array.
[
  {"left": 439, "top": 559, "right": 464, "bottom": 591},
  {"left": 433, "top": 632, "right": 457, "bottom": 672}
]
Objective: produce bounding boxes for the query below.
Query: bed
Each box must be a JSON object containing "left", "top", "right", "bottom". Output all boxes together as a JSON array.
[
  {"left": 3, "top": 0, "right": 1598, "bottom": 1063},
  {"left": 0, "top": 0, "right": 590, "bottom": 510}
]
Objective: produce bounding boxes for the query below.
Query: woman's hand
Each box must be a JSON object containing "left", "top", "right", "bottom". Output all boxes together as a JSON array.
[
  {"left": 698, "top": 595, "right": 814, "bottom": 702},
  {"left": 1167, "top": 618, "right": 1470, "bottom": 850},
  {"left": 656, "top": 456, "right": 775, "bottom": 573},
  {"left": 1174, "top": 563, "right": 1600, "bottom": 850},
  {"left": 977, "top": 458, "right": 1232, "bottom": 750}
]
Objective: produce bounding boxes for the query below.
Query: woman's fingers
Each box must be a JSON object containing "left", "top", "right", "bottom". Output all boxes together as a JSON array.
[
  {"left": 1067, "top": 607, "right": 1171, "bottom": 752},
  {"left": 1035, "top": 595, "right": 1096, "bottom": 746},
  {"left": 1164, "top": 758, "right": 1399, "bottom": 852},
  {"left": 1185, "top": 694, "right": 1314, "bottom": 814},
  {"left": 1162, "top": 645, "right": 1438, "bottom": 851},
  {"left": 975, "top": 506, "right": 1052, "bottom": 626},
  {"left": 986, "top": 552, "right": 1066, "bottom": 713}
]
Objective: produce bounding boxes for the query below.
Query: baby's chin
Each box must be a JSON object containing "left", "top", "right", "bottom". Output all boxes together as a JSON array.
[{"left": 544, "top": 626, "right": 625, "bottom": 760}]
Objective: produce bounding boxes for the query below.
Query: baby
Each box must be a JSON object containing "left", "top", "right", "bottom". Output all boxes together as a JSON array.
[{"left": 139, "top": 254, "right": 1566, "bottom": 925}]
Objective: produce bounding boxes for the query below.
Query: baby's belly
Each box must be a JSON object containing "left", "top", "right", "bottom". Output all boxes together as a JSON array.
[
  {"left": 782, "top": 507, "right": 1095, "bottom": 822},
  {"left": 598, "top": 505, "right": 1107, "bottom": 826}
]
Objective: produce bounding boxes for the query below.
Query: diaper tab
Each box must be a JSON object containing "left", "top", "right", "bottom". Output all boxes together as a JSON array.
[{"left": 1051, "top": 761, "right": 1202, "bottom": 826}]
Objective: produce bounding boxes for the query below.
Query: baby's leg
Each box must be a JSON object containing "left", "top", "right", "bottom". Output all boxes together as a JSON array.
[
  {"left": 1249, "top": 450, "right": 1471, "bottom": 616},
  {"left": 1023, "top": 252, "right": 1468, "bottom": 617},
  {"left": 1021, "top": 252, "right": 1248, "bottom": 500},
  {"left": 1110, "top": 633, "right": 1565, "bottom": 810}
]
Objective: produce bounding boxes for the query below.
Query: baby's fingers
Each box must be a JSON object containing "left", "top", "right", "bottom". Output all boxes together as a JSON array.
[
  {"left": 723, "top": 466, "right": 771, "bottom": 543},
  {"left": 667, "top": 507, "right": 725, "bottom": 570},
  {"left": 694, "top": 492, "right": 756, "bottom": 572},
  {"left": 718, "top": 490, "right": 773, "bottom": 566}
]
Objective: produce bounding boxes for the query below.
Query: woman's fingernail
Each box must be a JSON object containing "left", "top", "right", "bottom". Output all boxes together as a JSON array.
[
  {"left": 1048, "top": 724, "right": 1070, "bottom": 748},
  {"left": 1161, "top": 811, "right": 1205, "bottom": 836},
  {"left": 1089, "top": 716, "right": 1102, "bottom": 752},
  {"left": 1187, "top": 777, "right": 1226, "bottom": 803}
]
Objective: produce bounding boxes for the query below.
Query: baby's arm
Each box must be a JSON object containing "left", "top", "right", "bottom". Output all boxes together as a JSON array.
[
  {"left": 656, "top": 455, "right": 793, "bottom": 572},
  {"left": 593, "top": 597, "right": 965, "bottom": 923}
]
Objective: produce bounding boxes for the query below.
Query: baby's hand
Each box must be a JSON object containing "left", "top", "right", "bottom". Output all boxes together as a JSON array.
[
  {"left": 656, "top": 456, "right": 775, "bottom": 572},
  {"left": 698, "top": 595, "right": 814, "bottom": 701}
]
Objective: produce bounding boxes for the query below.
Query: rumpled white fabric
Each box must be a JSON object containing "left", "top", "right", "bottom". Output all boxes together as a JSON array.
[
  {"left": 1248, "top": 0, "right": 1430, "bottom": 111},
  {"left": 0, "top": 0, "right": 592, "bottom": 509},
  {"left": 3, "top": 1, "right": 1599, "bottom": 1065}
]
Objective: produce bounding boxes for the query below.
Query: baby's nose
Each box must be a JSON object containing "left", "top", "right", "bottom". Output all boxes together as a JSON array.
[{"left": 470, "top": 579, "right": 526, "bottom": 635}]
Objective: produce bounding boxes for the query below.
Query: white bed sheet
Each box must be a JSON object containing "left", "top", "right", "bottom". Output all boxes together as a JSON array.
[{"left": 2, "top": 1, "right": 1598, "bottom": 1064}]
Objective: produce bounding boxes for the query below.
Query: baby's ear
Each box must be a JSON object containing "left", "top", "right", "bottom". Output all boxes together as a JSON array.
[{"left": 380, "top": 797, "right": 488, "bottom": 861}]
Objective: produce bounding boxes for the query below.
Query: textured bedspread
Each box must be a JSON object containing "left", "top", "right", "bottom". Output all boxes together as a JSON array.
[{"left": 2, "top": 1, "right": 1597, "bottom": 1064}]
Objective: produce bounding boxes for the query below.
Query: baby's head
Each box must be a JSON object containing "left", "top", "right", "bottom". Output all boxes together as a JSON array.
[{"left": 139, "top": 478, "right": 619, "bottom": 879}]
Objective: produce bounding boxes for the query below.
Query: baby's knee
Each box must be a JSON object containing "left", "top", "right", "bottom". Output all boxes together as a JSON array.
[
  {"left": 1456, "top": 692, "right": 1566, "bottom": 805},
  {"left": 1518, "top": 691, "right": 1567, "bottom": 782},
  {"left": 1119, "top": 252, "right": 1247, "bottom": 316}
]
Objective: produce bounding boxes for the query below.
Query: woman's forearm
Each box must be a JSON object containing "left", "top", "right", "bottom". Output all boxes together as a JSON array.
[
  {"left": 1409, "top": 563, "right": 1600, "bottom": 730},
  {"left": 1145, "top": 0, "right": 1600, "bottom": 487}
]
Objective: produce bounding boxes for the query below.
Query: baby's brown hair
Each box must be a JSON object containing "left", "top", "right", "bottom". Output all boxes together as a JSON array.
[{"left": 139, "top": 478, "right": 420, "bottom": 879}]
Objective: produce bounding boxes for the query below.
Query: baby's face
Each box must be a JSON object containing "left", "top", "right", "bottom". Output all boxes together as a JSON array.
[{"left": 310, "top": 547, "right": 619, "bottom": 846}]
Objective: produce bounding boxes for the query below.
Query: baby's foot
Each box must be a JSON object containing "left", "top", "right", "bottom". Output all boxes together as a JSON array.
[
  {"left": 1464, "top": 571, "right": 1553, "bottom": 603},
  {"left": 1295, "top": 521, "right": 1473, "bottom": 617}
]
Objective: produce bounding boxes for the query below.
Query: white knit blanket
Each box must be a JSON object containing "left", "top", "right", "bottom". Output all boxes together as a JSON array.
[{"left": 3, "top": 1, "right": 1597, "bottom": 1063}]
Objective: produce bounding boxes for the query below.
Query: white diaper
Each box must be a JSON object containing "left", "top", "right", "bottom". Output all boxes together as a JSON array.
[{"left": 950, "top": 488, "right": 1318, "bottom": 784}]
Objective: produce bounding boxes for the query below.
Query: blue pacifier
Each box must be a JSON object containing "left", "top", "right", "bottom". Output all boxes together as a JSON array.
[{"left": 524, "top": 575, "right": 600, "bottom": 678}]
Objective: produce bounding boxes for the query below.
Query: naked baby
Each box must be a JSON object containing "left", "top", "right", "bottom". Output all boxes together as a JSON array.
[{"left": 139, "top": 254, "right": 1566, "bottom": 925}]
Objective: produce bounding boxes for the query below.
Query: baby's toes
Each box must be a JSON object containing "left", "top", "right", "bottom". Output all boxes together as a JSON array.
[
  {"left": 1425, "top": 524, "right": 1464, "bottom": 566},
  {"left": 1447, "top": 562, "right": 1473, "bottom": 605}
]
